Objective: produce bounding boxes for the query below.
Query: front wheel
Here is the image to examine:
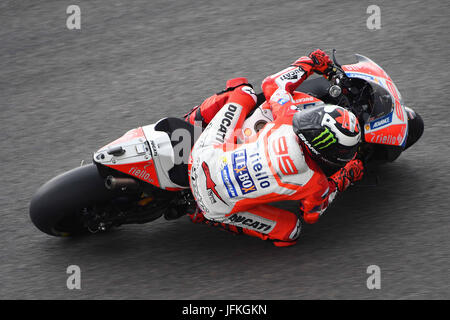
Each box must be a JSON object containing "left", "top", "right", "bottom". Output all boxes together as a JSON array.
[
  {"left": 404, "top": 108, "right": 424, "bottom": 150},
  {"left": 29, "top": 164, "right": 114, "bottom": 236},
  {"left": 361, "top": 109, "right": 424, "bottom": 165}
]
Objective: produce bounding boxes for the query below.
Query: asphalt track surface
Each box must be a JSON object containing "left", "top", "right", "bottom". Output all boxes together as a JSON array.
[{"left": 1, "top": 0, "right": 449, "bottom": 300}]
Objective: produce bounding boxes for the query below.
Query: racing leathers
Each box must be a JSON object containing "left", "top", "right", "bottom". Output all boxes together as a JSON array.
[
  {"left": 187, "top": 51, "right": 363, "bottom": 246},
  {"left": 261, "top": 51, "right": 331, "bottom": 121}
]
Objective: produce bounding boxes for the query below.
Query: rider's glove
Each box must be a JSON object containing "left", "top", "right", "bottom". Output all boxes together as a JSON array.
[
  {"left": 291, "top": 49, "right": 333, "bottom": 77},
  {"left": 329, "top": 159, "right": 364, "bottom": 193},
  {"left": 308, "top": 49, "right": 333, "bottom": 75}
]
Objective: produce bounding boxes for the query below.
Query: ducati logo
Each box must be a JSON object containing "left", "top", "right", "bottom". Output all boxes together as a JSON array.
[{"left": 215, "top": 104, "right": 238, "bottom": 143}]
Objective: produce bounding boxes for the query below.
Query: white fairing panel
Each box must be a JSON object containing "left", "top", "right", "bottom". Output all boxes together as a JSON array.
[
  {"left": 241, "top": 106, "right": 273, "bottom": 141},
  {"left": 142, "top": 124, "right": 185, "bottom": 189},
  {"left": 93, "top": 124, "right": 185, "bottom": 190},
  {"left": 93, "top": 131, "right": 151, "bottom": 166}
]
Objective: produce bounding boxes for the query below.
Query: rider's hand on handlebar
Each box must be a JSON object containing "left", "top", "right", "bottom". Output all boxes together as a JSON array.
[
  {"left": 308, "top": 49, "right": 333, "bottom": 75},
  {"left": 330, "top": 159, "right": 364, "bottom": 192}
]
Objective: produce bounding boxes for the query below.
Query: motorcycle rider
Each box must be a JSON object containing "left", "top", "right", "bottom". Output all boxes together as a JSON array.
[{"left": 186, "top": 49, "right": 364, "bottom": 246}]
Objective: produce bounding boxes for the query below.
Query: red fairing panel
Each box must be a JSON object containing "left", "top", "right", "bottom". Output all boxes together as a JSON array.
[
  {"left": 343, "top": 55, "right": 408, "bottom": 147},
  {"left": 342, "top": 60, "right": 389, "bottom": 79},
  {"left": 105, "top": 160, "right": 160, "bottom": 188},
  {"left": 101, "top": 127, "right": 146, "bottom": 150},
  {"left": 365, "top": 124, "right": 408, "bottom": 146}
]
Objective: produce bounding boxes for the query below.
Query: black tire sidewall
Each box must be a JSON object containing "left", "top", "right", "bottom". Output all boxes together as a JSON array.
[{"left": 29, "top": 164, "right": 113, "bottom": 236}]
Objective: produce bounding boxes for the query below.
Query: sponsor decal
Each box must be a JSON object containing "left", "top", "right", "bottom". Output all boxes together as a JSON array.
[
  {"left": 149, "top": 140, "right": 158, "bottom": 156},
  {"left": 385, "top": 81, "right": 405, "bottom": 122},
  {"left": 241, "top": 86, "right": 257, "bottom": 102},
  {"left": 243, "top": 128, "right": 253, "bottom": 137},
  {"left": 226, "top": 213, "right": 276, "bottom": 232},
  {"left": 207, "top": 189, "right": 217, "bottom": 204},
  {"left": 271, "top": 89, "right": 290, "bottom": 103},
  {"left": 216, "top": 104, "right": 238, "bottom": 143},
  {"left": 232, "top": 149, "right": 257, "bottom": 195},
  {"left": 312, "top": 127, "right": 336, "bottom": 149},
  {"left": 298, "top": 133, "right": 320, "bottom": 155},
  {"left": 369, "top": 132, "right": 402, "bottom": 145},
  {"left": 344, "top": 65, "right": 360, "bottom": 71},
  {"left": 277, "top": 97, "right": 289, "bottom": 105},
  {"left": 128, "top": 167, "right": 154, "bottom": 183},
  {"left": 220, "top": 161, "right": 238, "bottom": 198},
  {"left": 395, "top": 100, "right": 404, "bottom": 122},
  {"left": 279, "top": 68, "right": 302, "bottom": 81},
  {"left": 369, "top": 113, "right": 393, "bottom": 130},
  {"left": 294, "top": 96, "right": 314, "bottom": 104},
  {"left": 345, "top": 72, "right": 375, "bottom": 82},
  {"left": 201, "top": 161, "right": 227, "bottom": 205},
  {"left": 248, "top": 151, "right": 271, "bottom": 188},
  {"left": 291, "top": 103, "right": 317, "bottom": 111},
  {"left": 273, "top": 136, "right": 298, "bottom": 175}
]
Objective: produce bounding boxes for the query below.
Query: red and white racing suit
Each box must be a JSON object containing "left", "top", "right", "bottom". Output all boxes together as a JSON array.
[
  {"left": 262, "top": 56, "right": 319, "bottom": 121},
  {"left": 187, "top": 58, "right": 348, "bottom": 246}
]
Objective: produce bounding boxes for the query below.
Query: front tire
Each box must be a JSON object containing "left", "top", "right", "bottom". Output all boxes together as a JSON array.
[
  {"left": 29, "top": 164, "right": 114, "bottom": 236},
  {"left": 404, "top": 109, "right": 424, "bottom": 150}
]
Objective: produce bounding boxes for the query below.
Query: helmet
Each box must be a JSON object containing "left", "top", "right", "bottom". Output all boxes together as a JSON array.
[{"left": 293, "top": 105, "right": 361, "bottom": 167}]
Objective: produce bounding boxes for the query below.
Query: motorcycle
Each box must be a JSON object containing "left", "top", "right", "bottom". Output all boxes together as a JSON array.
[{"left": 30, "top": 51, "right": 424, "bottom": 237}]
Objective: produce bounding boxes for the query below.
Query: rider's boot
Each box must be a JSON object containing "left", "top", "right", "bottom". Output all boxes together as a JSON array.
[{"left": 184, "top": 77, "right": 252, "bottom": 127}]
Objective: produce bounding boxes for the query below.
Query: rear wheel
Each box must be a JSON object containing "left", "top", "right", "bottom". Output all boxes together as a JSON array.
[{"left": 29, "top": 164, "right": 114, "bottom": 236}]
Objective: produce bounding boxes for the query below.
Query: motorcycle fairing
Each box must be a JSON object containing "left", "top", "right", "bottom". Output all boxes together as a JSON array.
[
  {"left": 106, "top": 160, "right": 159, "bottom": 186},
  {"left": 342, "top": 54, "right": 408, "bottom": 147},
  {"left": 101, "top": 127, "right": 146, "bottom": 150},
  {"left": 93, "top": 123, "right": 186, "bottom": 190},
  {"left": 142, "top": 123, "right": 186, "bottom": 190},
  {"left": 93, "top": 127, "right": 162, "bottom": 187}
]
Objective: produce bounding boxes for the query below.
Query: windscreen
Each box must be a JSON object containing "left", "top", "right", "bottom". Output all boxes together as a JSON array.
[{"left": 367, "top": 82, "right": 394, "bottom": 121}]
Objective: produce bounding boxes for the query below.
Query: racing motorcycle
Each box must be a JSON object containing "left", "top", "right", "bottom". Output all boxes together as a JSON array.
[{"left": 29, "top": 51, "right": 424, "bottom": 237}]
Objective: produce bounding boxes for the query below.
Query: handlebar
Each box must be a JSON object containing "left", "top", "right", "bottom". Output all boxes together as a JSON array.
[
  {"left": 324, "top": 49, "right": 367, "bottom": 119},
  {"left": 327, "top": 49, "right": 349, "bottom": 84},
  {"left": 325, "top": 49, "right": 360, "bottom": 100}
]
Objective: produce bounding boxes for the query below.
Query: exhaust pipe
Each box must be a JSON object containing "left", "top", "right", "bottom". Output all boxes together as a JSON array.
[{"left": 105, "top": 175, "right": 139, "bottom": 191}]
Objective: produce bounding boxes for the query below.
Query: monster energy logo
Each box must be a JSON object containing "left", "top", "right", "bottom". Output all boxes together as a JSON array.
[{"left": 312, "top": 127, "right": 336, "bottom": 149}]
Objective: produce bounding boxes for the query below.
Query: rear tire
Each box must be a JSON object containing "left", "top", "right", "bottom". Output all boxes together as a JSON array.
[{"left": 29, "top": 164, "right": 114, "bottom": 237}]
